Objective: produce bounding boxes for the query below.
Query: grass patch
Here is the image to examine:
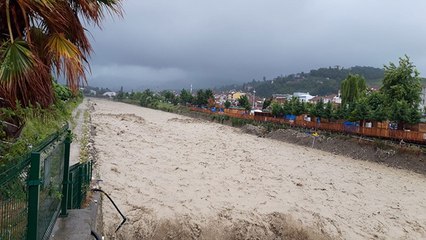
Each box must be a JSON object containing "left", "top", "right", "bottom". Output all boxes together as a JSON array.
[
  {"left": 0, "top": 97, "right": 81, "bottom": 171},
  {"left": 79, "top": 109, "right": 91, "bottom": 163}
]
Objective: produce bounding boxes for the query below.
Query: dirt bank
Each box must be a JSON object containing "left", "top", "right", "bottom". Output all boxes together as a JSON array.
[
  {"left": 90, "top": 99, "right": 426, "bottom": 239},
  {"left": 239, "top": 125, "right": 426, "bottom": 176}
]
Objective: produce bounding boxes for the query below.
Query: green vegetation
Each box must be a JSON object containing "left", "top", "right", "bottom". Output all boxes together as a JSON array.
[
  {"left": 268, "top": 56, "right": 423, "bottom": 127},
  {"left": 194, "top": 89, "right": 214, "bottom": 107},
  {"left": 0, "top": 0, "right": 122, "bottom": 109},
  {"left": 1, "top": 86, "right": 81, "bottom": 171},
  {"left": 382, "top": 56, "right": 422, "bottom": 125},
  {"left": 79, "top": 110, "right": 91, "bottom": 163},
  {"left": 0, "top": 0, "right": 121, "bottom": 169},
  {"left": 341, "top": 74, "right": 367, "bottom": 107},
  {"left": 262, "top": 98, "right": 273, "bottom": 110},
  {"left": 116, "top": 89, "right": 189, "bottom": 113},
  {"left": 179, "top": 89, "right": 194, "bottom": 105},
  {"left": 238, "top": 95, "right": 251, "bottom": 111},
  {"left": 211, "top": 115, "right": 230, "bottom": 124},
  {"left": 218, "top": 65, "right": 425, "bottom": 99},
  {"left": 116, "top": 87, "right": 216, "bottom": 110},
  {"left": 217, "top": 66, "right": 385, "bottom": 97}
]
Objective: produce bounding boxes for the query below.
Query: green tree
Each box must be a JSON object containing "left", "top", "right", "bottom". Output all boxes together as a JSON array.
[
  {"left": 0, "top": 0, "right": 122, "bottom": 108},
  {"left": 205, "top": 89, "right": 214, "bottom": 100},
  {"left": 194, "top": 89, "right": 214, "bottom": 106},
  {"left": 262, "top": 97, "right": 273, "bottom": 110},
  {"left": 271, "top": 102, "right": 283, "bottom": 117},
  {"left": 366, "top": 91, "right": 388, "bottom": 122},
  {"left": 289, "top": 97, "right": 304, "bottom": 116},
  {"left": 311, "top": 99, "right": 325, "bottom": 118},
  {"left": 180, "top": 89, "right": 193, "bottom": 105},
  {"left": 349, "top": 97, "right": 370, "bottom": 124},
  {"left": 341, "top": 74, "right": 367, "bottom": 107},
  {"left": 224, "top": 100, "right": 231, "bottom": 109},
  {"left": 381, "top": 56, "right": 422, "bottom": 126},
  {"left": 282, "top": 101, "right": 292, "bottom": 115},
  {"left": 140, "top": 89, "right": 160, "bottom": 107},
  {"left": 162, "top": 90, "right": 178, "bottom": 105},
  {"left": 238, "top": 95, "right": 251, "bottom": 111},
  {"left": 333, "top": 105, "right": 345, "bottom": 120},
  {"left": 324, "top": 102, "right": 333, "bottom": 120}
]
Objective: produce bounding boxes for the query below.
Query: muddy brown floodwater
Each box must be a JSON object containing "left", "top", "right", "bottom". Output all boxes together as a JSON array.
[{"left": 90, "top": 98, "right": 426, "bottom": 240}]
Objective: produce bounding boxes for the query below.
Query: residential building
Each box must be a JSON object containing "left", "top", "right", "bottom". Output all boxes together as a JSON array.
[
  {"left": 272, "top": 94, "right": 291, "bottom": 104},
  {"left": 420, "top": 86, "right": 426, "bottom": 112},
  {"left": 230, "top": 91, "right": 245, "bottom": 100},
  {"left": 293, "top": 92, "right": 314, "bottom": 102}
]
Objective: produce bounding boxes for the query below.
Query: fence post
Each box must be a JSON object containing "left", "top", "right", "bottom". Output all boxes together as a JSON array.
[
  {"left": 77, "top": 166, "right": 82, "bottom": 207},
  {"left": 87, "top": 162, "right": 90, "bottom": 183},
  {"left": 88, "top": 161, "right": 92, "bottom": 183},
  {"left": 60, "top": 131, "right": 72, "bottom": 217},
  {"left": 84, "top": 163, "right": 88, "bottom": 191},
  {"left": 27, "top": 152, "right": 41, "bottom": 240},
  {"left": 67, "top": 171, "right": 73, "bottom": 209}
]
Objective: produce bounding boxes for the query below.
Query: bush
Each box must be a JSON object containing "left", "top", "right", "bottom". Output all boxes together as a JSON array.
[{"left": 0, "top": 97, "right": 81, "bottom": 171}]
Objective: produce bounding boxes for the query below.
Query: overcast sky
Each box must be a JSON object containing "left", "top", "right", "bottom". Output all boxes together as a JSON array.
[{"left": 87, "top": 0, "right": 426, "bottom": 91}]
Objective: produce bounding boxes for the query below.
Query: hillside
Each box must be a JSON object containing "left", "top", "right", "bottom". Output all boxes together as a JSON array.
[{"left": 217, "top": 66, "right": 385, "bottom": 97}]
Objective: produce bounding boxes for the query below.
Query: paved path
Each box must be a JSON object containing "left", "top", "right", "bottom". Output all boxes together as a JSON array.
[
  {"left": 69, "top": 98, "right": 88, "bottom": 165},
  {"left": 50, "top": 98, "right": 95, "bottom": 240}
]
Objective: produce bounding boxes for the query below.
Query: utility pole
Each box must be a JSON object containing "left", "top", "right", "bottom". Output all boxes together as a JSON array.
[{"left": 253, "top": 89, "right": 256, "bottom": 109}]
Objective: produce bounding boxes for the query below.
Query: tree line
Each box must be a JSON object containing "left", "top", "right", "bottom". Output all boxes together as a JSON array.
[
  {"left": 116, "top": 88, "right": 215, "bottom": 108},
  {"left": 269, "top": 56, "right": 422, "bottom": 128}
]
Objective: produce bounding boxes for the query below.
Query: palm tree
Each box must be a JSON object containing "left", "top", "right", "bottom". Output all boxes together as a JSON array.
[{"left": 0, "top": 0, "right": 122, "bottom": 108}]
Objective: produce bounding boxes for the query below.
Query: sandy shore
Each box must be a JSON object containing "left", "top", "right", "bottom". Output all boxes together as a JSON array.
[{"left": 90, "top": 98, "right": 426, "bottom": 239}]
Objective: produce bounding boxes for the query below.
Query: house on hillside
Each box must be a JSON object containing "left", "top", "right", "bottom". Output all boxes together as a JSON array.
[
  {"left": 215, "top": 93, "right": 228, "bottom": 105},
  {"left": 309, "top": 96, "right": 323, "bottom": 104},
  {"left": 229, "top": 91, "right": 245, "bottom": 100},
  {"left": 293, "top": 92, "right": 314, "bottom": 102},
  {"left": 332, "top": 91, "right": 342, "bottom": 104},
  {"left": 272, "top": 94, "right": 292, "bottom": 104},
  {"left": 309, "top": 94, "right": 338, "bottom": 104}
]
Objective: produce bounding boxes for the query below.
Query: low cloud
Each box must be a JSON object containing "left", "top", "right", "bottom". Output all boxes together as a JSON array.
[{"left": 90, "top": 65, "right": 189, "bottom": 90}]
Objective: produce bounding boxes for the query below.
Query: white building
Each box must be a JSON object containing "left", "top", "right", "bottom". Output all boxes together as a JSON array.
[
  {"left": 102, "top": 92, "right": 116, "bottom": 98},
  {"left": 333, "top": 90, "right": 342, "bottom": 104},
  {"left": 420, "top": 86, "right": 426, "bottom": 112},
  {"left": 293, "top": 92, "right": 314, "bottom": 102}
]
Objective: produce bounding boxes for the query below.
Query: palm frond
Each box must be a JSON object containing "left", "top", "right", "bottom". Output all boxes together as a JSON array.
[
  {"left": 47, "top": 33, "right": 81, "bottom": 60},
  {"left": 0, "top": 40, "right": 36, "bottom": 84},
  {"left": 0, "top": 0, "right": 123, "bottom": 108},
  {"left": 46, "top": 33, "right": 85, "bottom": 93},
  {"left": 0, "top": 39, "right": 53, "bottom": 108}
]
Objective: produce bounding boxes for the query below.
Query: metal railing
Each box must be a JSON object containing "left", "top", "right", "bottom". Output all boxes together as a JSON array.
[
  {"left": 66, "top": 161, "right": 92, "bottom": 210},
  {"left": 0, "top": 159, "right": 29, "bottom": 240},
  {"left": 0, "top": 124, "right": 93, "bottom": 240}
]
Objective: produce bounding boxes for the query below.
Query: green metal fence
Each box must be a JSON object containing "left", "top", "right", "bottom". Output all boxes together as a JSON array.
[
  {"left": 67, "top": 161, "right": 92, "bottom": 210},
  {"left": 0, "top": 124, "right": 93, "bottom": 240},
  {"left": 0, "top": 158, "right": 30, "bottom": 240}
]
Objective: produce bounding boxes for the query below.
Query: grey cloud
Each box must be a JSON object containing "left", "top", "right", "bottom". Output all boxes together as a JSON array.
[{"left": 86, "top": 0, "right": 426, "bottom": 90}]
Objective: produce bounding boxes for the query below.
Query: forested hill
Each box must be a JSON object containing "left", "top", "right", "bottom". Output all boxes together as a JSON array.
[{"left": 216, "top": 66, "right": 385, "bottom": 97}]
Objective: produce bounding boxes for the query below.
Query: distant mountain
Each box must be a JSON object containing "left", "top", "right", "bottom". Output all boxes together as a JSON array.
[{"left": 216, "top": 66, "right": 385, "bottom": 97}]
